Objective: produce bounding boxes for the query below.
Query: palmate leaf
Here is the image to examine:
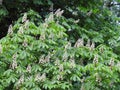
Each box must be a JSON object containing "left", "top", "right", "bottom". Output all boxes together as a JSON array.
[
  {"left": 25, "top": 81, "right": 35, "bottom": 88},
  {"left": 7, "top": 75, "right": 17, "bottom": 83},
  {"left": 70, "top": 74, "right": 80, "bottom": 81},
  {"left": 3, "top": 69, "right": 13, "bottom": 77}
]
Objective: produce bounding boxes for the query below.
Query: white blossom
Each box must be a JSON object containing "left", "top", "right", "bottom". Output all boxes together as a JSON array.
[
  {"left": 74, "top": 19, "right": 80, "bottom": 24},
  {"left": 12, "top": 53, "right": 17, "bottom": 60},
  {"left": 39, "top": 73, "right": 46, "bottom": 82},
  {"left": 86, "top": 10, "right": 92, "bottom": 16},
  {"left": 65, "top": 42, "right": 71, "bottom": 49},
  {"left": 90, "top": 42, "right": 95, "bottom": 50},
  {"left": 18, "top": 26, "right": 24, "bottom": 34},
  {"left": 39, "top": 55, "right": 45, "bottom": 64},
  {"left": 116, "top": 62, "right": 120, "bottom": 67},
  {"left": 59, "top": 64, "right": 64, "bottom": 72},
  {"left": 44, "top": 54, "right": 50, "bottom": 63},
  {"left": 17, "top": 75, "right": 24, "bottom": 84},
  {"left": 43, "top": 23, "right": 48, "bottom": 28},
  {"left": 86, "top": 39, "right": 90, "bottom": 47},
  {"left": 26, "top": 64, "right": 31, "bottom": 73},
  {"left": 57, "top": 74, "right": 63, "bottom": 80},
  {"left": 54, "top": 59, "right": 60, "bottom": 66},
  {"left": 62, "top": 51, "right": 68, "bottom": 61},
  {"left": 93, "top": 55, "right": 98, "bottom": 65},
  {"left": 40, "top": 34, "right": 45, "bottom": 40},
  {"left": 74, "top": 38, "right": 84, "bottom": 47},
  {"left": 46, "top": 12, "right": 54, "bottom": 22},
  {"left": 8, "top": 24, "right": 13, "bottom": 35},
  {"left": 11, "top": 59, "right": 17, "bottom": 69},
  {"left": 22, "top": 40, "right": 28, "bottom": 47},
  {"left": 95, "top": 73, "right": 101, "bottom": 83},
  {"left": 109, "top": 58, "right": 114, "bottom": 67},
  {"left": 69, "top": 56, "right": 75, "bottom": 68},
  {"left": 0, "top": 44, "right": 2, "bottom": 53},
  {"left": 24, "top": 20, "right": 29, "bottom": 29},
  {"left": 35, "top": 73, "right": 41, "bottom": 81},
  {"left": 22, "top": 13, "right": 27, "bottom": 23},
  {"left": 55, "top": 8, "right": 64, "bottom": 17}
]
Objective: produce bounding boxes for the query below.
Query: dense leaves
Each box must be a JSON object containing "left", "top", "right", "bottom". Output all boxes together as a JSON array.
[
  {"left": 0, "top": 11, "right": 120, "bottom": 90},
  {"left": 0, "top": 0, "right": 120, "bottom": 90}
]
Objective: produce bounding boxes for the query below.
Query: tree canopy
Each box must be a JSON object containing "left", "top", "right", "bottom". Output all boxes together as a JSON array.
[{"left": 0, "top": 0, "right": 120, "bottom": 90}]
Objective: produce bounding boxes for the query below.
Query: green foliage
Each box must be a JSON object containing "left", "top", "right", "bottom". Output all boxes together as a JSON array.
[
  {"left": 0, "top": 0, "right": 120, "bottom": 90},
  {"left": 0, "top": 6, "right": 8, "bottom": 20},
  {"left": 0, "top": 11, "right": 120, "bottom": 90}
]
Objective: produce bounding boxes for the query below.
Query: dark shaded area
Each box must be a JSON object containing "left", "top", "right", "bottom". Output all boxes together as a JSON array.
[
  {"left": 0, "top": 0, "right": 81, "bottom": 39},
  {"left": 0, "top": 0, "right": 53, "bottom": 39}
]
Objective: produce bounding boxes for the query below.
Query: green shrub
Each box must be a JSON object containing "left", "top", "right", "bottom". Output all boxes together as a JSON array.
[{"left": 0, "top": 11, "right": 120, "bottom": 90}]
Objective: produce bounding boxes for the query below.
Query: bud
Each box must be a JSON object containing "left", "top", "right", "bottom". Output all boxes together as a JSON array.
[
  {"left": 8, "top": 24, "right": 13, "bottom": 35},
  {"left": 22, "top": 13, "right": 27, "bottom": 23}
]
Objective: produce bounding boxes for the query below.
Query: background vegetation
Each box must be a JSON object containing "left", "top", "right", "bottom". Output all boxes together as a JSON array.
[{"left": 0, "top": 0, "right": 120, "bottom": 90}]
